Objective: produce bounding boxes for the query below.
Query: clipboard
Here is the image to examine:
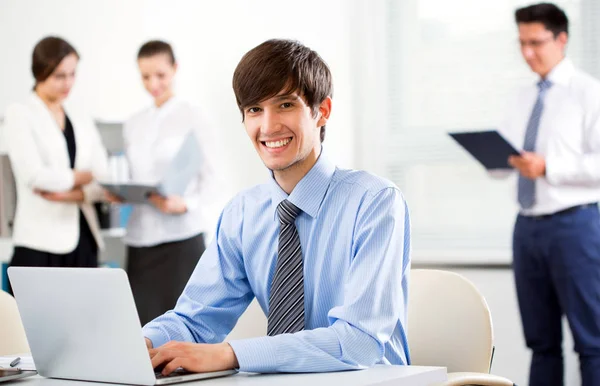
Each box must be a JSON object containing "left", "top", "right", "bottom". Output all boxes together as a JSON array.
[
  {"left": 101, "top": 131, "right": 203, "bottom": 203},
  {"left": 100, "top": 183, "right": 158, "bottom": 203},
  {"left": 449, "top": 130, "right": 520, "bottom": 170}
]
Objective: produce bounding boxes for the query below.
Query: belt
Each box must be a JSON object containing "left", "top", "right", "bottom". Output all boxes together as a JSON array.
[{"left": 525, "top": 203, "right": 598, "bottom": 220}]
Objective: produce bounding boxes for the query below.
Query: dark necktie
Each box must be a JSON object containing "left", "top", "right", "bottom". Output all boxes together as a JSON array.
[
  {"left": 518, "top": 79, "right": 553, "bottom": 209},
  {"left": 267, "top": 199, "right": 304, "bottom": 336}
]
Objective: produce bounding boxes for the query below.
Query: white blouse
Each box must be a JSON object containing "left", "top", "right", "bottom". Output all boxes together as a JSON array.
[{"left": 123, "top": 97, "right": 222, "bottom": 247}]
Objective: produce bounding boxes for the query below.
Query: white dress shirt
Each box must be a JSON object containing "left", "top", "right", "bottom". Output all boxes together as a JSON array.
[
  {"left": 123, "top": 97, "right": 221, "bottom": 247},
  {"left": 498, "top": 58, "right": 600, "bottom": 216},
  {"left": 4, "top": 92, "right": 108, "bottom": 253}
]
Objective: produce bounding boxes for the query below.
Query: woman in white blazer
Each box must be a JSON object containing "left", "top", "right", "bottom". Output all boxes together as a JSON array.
[
  {"left": 120, "top": 40, "right": 220, "bottom": 324},
  {"left": 4, "top": 36, "right": 108, "bottom": 294}
]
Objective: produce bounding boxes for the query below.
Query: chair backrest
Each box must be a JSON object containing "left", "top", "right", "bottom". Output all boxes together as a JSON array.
[
  {"left": 0, "top": 290, "right": 30, "bottom": 355},
  {"left": 408, "top": 269, "right": 494, "bottom": 373}
]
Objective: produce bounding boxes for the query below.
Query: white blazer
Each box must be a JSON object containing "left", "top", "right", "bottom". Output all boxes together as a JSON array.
[{"left": 4, "top": 93, "right": 108, "bottom": 253}]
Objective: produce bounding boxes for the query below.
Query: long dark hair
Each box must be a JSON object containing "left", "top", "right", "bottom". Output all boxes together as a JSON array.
[{"left": 31, "top": 36, "right": 79, "bottom": 89}]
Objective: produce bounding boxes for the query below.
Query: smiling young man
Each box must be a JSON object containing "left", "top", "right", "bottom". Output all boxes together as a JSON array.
[
  {"left": 142, "top": 39, "right": 411, "bottom": 374},
  {"left": 496, "top": 3, "right": 600, "bottom": 386}
]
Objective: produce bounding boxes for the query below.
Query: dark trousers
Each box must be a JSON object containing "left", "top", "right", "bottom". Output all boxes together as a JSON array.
[
  {"left": 513, "top": 204, "right": 600, "bottom": 386},
  {"left": 126, "top": 233, "right": 205, "bottom": 326}
]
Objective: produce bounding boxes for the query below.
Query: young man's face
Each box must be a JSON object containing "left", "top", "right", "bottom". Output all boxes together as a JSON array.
[
  {"left": 518, "top": 22, "right": 567, "bottom": 77},
  {"left": 243, "top": 91, "right": 330, "bottom": 174}
]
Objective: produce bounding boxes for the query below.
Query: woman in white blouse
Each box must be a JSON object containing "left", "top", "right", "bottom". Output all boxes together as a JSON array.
[
  {"left": 123, "top": 40, "right": 219, "bottom": 324},
  {"left": 4, "top": 36, "right": 108, "bottom": 294}
]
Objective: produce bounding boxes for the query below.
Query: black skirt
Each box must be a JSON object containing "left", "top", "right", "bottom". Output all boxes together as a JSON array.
[
  {"left": 126, "top": 233, "right": 205, "bottom": 326},
  {"left": 8, "top": 210, "right": 98, "bottom": 295}
]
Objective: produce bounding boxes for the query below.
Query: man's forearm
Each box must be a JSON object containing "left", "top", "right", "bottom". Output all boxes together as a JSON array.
[{"left": 228, "top": 321, "right": 385, "bottom": 373}]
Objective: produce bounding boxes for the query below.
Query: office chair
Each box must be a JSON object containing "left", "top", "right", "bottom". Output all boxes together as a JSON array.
[
  {"left": 408, "top": 269, "right": 515, "bottom": 386},
  {"left": 0, "top": 290, "right": 29, "bottom": 355}
]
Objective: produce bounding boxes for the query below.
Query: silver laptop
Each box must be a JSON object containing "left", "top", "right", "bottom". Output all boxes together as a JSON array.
[{"left": 8, "top": 267, "right": 237, "bottom": 385}]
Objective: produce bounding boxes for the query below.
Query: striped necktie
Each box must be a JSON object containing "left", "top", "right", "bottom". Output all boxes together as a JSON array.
[
  {"left": 518, "top": 79, "right": 553, "bottom": 209},
  {"left": 267, "top": 199, "right": 304, "bottom": 336}
]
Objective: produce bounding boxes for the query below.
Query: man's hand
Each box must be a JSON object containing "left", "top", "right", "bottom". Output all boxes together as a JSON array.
[
  {"left": 145, "top": 338, "right": 153, "bottom": 349},
  {"left": 149, "top": 341, "right": 238, "bottom": 375},
  {"left": 36, "top": 188, "right": 84, "bottom": 203},
  {"left": 148, "top": 194, "right": 187, "bottom": 214},
  {"left": 508, "top": 151, "right": 546, "bottom": 179}
]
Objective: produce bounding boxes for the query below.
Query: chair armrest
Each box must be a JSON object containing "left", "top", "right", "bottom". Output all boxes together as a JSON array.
[{"left": 431, "top": 372, "right": 515, "bottom": 386}]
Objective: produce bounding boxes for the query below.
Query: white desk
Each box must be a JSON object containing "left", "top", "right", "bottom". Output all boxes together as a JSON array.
[{"left": 17, "top": 366, "right": 446, "bottom": 386}]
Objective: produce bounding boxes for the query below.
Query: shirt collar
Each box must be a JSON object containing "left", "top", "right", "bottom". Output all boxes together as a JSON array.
[
  {"left": 29, "top": 91, "right": 70, "bottom": 124},
  {"left": 151, "top": 95, "right": 180, "bottom": 117},
  {"left": 544, "top": 57, "right": 574, "bottom": 87},
  {"left": 268, "top": 147, "right": 336, "bottom": 220}
]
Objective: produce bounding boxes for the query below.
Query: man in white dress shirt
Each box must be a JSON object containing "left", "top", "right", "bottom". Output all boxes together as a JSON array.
[{"left": 500, "top": 3, "right": 600, "bottom": 386}]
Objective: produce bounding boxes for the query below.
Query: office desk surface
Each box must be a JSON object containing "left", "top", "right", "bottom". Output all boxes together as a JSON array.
[{"left": 17, "top": 365, "right": 446, "bottom": 386}]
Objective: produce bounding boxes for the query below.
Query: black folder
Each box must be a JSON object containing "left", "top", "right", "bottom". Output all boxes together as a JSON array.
[{"left": 449, "top": 130, "right": 520, "bottom": 170}]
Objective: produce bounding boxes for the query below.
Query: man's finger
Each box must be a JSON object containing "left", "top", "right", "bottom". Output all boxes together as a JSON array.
[
  {"left": 151, "top": 350, "right": 168, "bottom": 369},
  {"left": 512, "top": 160, "right": 526, "bottom": 169},
  {"left": 162, "top": 357, "right": 185, "bottom": 375}
]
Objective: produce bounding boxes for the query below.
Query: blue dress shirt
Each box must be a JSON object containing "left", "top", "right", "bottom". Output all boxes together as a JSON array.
[{"left": 143, "top": 151, "right": 411, "bottom": 373}]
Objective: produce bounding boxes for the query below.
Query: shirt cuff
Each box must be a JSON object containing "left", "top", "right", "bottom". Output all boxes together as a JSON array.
[
  {"left": 184, "top": 197, "right": 199, "bottom": 212},
  {"left": 545, "top": 155, "right": 568, "bottom": 185},
  {"left": 228, "top": 336, "right": 280, "bottom": 373},
  {"left": 143, "top": 327, "right": 171, "bottom": 349}
]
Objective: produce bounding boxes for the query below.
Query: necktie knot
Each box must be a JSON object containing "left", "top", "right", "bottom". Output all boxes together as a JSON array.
[
  {"left": 537, "top": 79, "right": 553, "bottom": 92},
  {"left": 277, "top": 200, "right": 301, "bottom": 225}
]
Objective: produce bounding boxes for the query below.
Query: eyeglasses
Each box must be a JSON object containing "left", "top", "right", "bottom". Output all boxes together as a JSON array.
[{"left": 519, "top": 36, "right": 555, "bottom": 49}]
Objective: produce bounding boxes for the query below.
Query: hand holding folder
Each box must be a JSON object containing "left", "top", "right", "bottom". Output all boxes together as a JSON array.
[
  {"left": 449, "top": 130, "right": 520, "bottom": 170},
  {"left": 101, "top": 131, "right": 203, "bottom": 204}
]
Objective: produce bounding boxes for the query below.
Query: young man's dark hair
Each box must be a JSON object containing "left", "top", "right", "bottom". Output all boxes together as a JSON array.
[
  {"left": 137, "top": 40, "right": 176, "bottom": 64},
  {"left": 232, "top": 39, "right": 333, "bottom": 142},
  {"left": 515, "top": 2, "right": 569, "bottom": 37}
]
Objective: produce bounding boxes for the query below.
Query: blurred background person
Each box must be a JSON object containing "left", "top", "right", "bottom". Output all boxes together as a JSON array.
[
  {"left": 4, "top": 36, "right": 109, "bottom": 295},
  {"left": 497, "top": 3, "right": 600, "bottom": 385},
  {"left": 122, "top": 40, "right": 221, "bottom": 325}
]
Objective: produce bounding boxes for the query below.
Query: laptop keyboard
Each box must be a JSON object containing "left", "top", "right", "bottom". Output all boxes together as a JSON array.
[{"left": 155, "top": 368, "right": 193, "bottom": 379}]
